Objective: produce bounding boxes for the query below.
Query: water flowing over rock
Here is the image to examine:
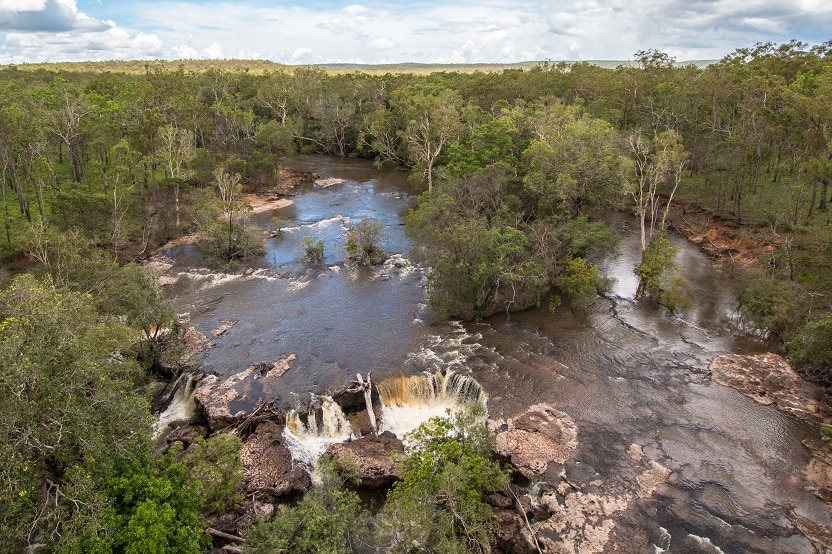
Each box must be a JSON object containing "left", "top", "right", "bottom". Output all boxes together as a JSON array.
[
  {"left": 494, "top": 403, "right": 578, "bottom": 479},
  {"left": 327, "top": 431, "right": 405, "bottom": 488},
  {"left": 376, "top": 370, "right": 487, "bottom": 439},
  {"left": 240, "top": 421, "right": 311, "bottom": 498},
  {"left": 283, "top": 396, "right": 353, "bottom": 471},
  {"left": 155, "top": 372, "right": 199, "bottom": 438}
]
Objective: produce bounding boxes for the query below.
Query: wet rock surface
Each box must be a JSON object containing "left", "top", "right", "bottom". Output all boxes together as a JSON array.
[
  {"left": 327, "top": 431, "right": 405, "bottom": 488},
  {"left": 193, "top": 353, "right": 297, "bottom": 432},
  {"left": 240, "top": 421, "right": 311, "bottom": 498}
]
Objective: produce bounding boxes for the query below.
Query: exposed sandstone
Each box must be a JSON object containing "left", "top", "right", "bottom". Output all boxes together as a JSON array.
[
  {"left": 494, "top": 403, "right": 578, "bottom": 479},
  {"left": 709, "top": 353, "right": 826, "bottom": 424},
  {"left": 193, "top": 353, "right": 296, "bottom": 431}
]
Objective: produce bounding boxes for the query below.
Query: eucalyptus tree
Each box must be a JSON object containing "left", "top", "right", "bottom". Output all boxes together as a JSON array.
[{"left": 626, "top": 129, "right": 690, "bottom": 305}]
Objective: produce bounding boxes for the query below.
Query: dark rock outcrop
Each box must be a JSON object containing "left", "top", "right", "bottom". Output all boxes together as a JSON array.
[
  {"left": 328, "top": 431, "right": 405, "bottom": 488},
  {"left": 193, "top": 353, "right": 296, "bottom": 432},
  {"left": 240, "top": 421, "right": 311, "bottom": 498}
]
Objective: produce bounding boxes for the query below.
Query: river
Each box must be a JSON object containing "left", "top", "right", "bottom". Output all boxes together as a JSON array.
[{"left": 160, "top": 155, "right": 828, "bottom": 553}]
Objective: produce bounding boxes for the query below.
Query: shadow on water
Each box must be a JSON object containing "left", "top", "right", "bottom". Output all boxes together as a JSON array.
[{"left": 161, "top": 155, "right": 825, "bottom": 553}]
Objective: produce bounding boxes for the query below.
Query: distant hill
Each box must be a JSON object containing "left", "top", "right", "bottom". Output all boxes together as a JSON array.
[{"left": 1, "top": 58, "right": 717, "bottom": 75}]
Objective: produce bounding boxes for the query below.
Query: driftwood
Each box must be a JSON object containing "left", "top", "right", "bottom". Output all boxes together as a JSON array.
[
  {"left": 232, "top": 399, "right": 281, "bottom": 436},
  {"left": 207, "top": 527, "right": 245, "bottom": 543},
  {"left": 348, "top": 372, "right": 377, "bottom": 435}
]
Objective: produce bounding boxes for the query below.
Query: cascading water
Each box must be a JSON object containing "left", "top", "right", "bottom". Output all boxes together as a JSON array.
[
  {"left": 282, "top": 395, "right": 353, "bottom": 471},
  {"left": 376, "top": 369, "right": 488, "bottom": 439},
  {"left": 155, "top": 372, "right": 198, "bottom": 438}
]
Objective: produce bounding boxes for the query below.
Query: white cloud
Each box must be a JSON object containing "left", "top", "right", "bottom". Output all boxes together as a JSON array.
[
  {"left": 1, "top": 0, "right": 831, "bottom": 64},
  {"left": 0, "top": 0, "right": 109, "bottom": 32}
]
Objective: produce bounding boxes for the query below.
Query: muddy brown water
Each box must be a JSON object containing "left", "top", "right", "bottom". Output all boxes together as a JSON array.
[{"left": 160, "top": 155, "right": 827, "bottom": 553}]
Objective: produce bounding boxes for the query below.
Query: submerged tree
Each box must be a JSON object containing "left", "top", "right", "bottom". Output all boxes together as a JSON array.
[{"left": 346, "top": 216, "right": 386, "bottom": 265}]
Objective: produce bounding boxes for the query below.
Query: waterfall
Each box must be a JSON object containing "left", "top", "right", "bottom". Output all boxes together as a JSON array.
[
  {"left": 377, "top": 370, "right": 487, "bottom": 439},
  {"left": 282, "top": 396, "right": 353, "bottom": 471},
  {"left": 155, "top": 372, "right": 198, "bottom": 438}
]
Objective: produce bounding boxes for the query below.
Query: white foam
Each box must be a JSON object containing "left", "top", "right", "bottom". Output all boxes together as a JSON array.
[
  {"left": 154, "top": 373, "right": 199, "bottom": 438},
  {"left": 379, "top": 401, "right": 464, "bottom": 444},
  {"left": 282, "top": 397, "right": 353, "bottom": 478},
  {"left": 280, "top": 216, "right": 349, "bottom": 234}
]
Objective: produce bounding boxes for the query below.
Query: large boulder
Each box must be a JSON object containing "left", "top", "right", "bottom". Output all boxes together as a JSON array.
[
  {"left": 328, "top": 431, "right": 405, "bottom": 488},
  {"left": 240, "top": 421, "right": 311, "bottom": 498},
  {"left": 494, "top": 403, "right": 578, "bottom": 480}
]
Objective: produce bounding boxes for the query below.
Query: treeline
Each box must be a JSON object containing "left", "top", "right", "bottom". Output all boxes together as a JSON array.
[{"left": 1, "top": 40, "right": 831, "bottom": 356}]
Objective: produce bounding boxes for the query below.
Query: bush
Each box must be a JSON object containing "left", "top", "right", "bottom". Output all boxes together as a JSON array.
[
  {"left": 346, "top": 216, "right": 385, "bottom": 265},
  {"left": 635, "top": 234, "right": 691, "bottom": 313},
  {"left": 788, "top": 314, "right": 832, "bottom": 383},
  {"left": 301, "top": 236, "right": 325, "bottom": 263},
  {"left": 736, "top": 269, "right": 799, "bottom": 340},
  {"left": 372, "top": 405, "right": 509, "bottom": 553}
]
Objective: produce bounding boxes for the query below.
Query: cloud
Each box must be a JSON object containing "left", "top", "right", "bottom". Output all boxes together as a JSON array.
[
  {"left": 2, "top": 26, "right": 164, "bottom": 63},
  {"left": 1, "top": 0, "right": 831, "bottom": 64},
  {"left": 0, "top": 0, "right": 110, "bottom": 32}
]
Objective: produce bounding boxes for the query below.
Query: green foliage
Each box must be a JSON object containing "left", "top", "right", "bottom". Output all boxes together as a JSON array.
[
  {"left": 789, "top": 314, "right": 832, "bottom": 382},
  {"left": 444, "top": 117, "right": 522, "bottom": 176},
  {"left": 98, "top": 454, "right": 209, "bottom": 554},
  {"left": 346, "top": 216, "right": 386, "bottom": 265},
  {"left": 180, "top": 434, "right": 245, "bottom": 516},
  {"left": 243, "top": 455, "right": 367, "bottom": 554},
  {"left": 25, "top": 222, "right": 176, "bottom": 372},
  {"left": 373, "top": 405, "right": 509, "bottom": 553},
  {"left": 301, "top": 236, "right": 325, "bottom": 263},
  {"left": 194, "top": 168, "right": 265, "bottom": 260},
  {"left": 555, "top": 256, "right": 605, "bottom": 310},
  {"left": 0, "top": 274, "right": 153, "bottom": 550},
  {"left": 736, "top": 268, "right": 799, "bottom": 340},
  {"left": 635, "top": 234, "right": 691, "bottom": 312}
]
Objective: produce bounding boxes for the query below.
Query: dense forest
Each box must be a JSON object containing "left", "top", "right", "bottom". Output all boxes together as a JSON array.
[{"left": 2, "top": 39, "right": 832, "bottom": 552}]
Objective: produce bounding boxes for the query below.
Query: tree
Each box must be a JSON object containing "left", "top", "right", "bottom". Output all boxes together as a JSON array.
[
  {"left": 373, "top": 405, "right": 509, "bottom": 553},
  {"left": 156, "top": 125, "right": 196, "bottom": 229},
  {"left": 0, "top": 274, "right": 153, "bottom": 550},
  {"left": 195, "top": 167, "right": 264, "bottom": 260},
  {"left": 396, "top": 86, "right": 463, "bottom": 192},
  {"left": 523, "top": 103, "right": 627, "bottom": 218}
]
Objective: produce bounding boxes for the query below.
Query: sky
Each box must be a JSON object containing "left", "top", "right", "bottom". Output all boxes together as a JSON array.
[{"left": 0, "top": 0, "right": 830, "bottom": 65}]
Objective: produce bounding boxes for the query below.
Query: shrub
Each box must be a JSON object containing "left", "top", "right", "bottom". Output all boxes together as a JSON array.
[
  {"left": 243, "top": 456, "right": 366, "bottom": 554},
  {"left": 346, "top": 216, "right": 385, "bottom": 265},
  {"left": 372, "top": 405, "right": 509, "bottom": 553},
  {"left": 788, "top": 314, "right": 832, "bottom": 384},
  {"left": 301, "top": 236, "right": 325, "bottom": 263}
]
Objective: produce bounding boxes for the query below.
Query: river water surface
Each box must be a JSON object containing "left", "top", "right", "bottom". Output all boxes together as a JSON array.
[{"left": 161, "top": 156, "right": 828, "bottom": 553}]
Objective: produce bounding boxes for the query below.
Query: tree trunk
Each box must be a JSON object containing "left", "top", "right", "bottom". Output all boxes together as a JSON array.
[{"left": 356, "top": 373, "right": 377, "bottom": 435}]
